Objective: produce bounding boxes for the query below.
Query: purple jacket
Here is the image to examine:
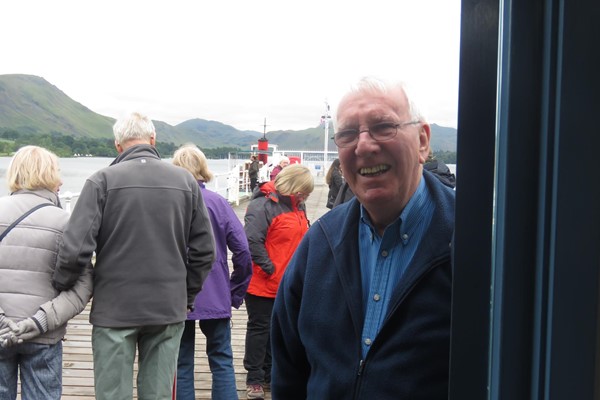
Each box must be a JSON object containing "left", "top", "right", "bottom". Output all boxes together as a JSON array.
[{"left": 187, "top": 183, "right": 252, "bottom": 320}]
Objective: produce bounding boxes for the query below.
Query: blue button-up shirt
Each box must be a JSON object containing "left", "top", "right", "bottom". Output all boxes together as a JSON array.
[{"left": 358, "top": 178, "right": 434, "bottom": 358}]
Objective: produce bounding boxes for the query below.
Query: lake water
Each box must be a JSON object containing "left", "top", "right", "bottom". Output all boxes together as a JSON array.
[
  {"left": 0, "top": 156, "right": 232, "bottom": 198},
  {"left": 0, "top": 156, "right": 456, "bottom": 198}
]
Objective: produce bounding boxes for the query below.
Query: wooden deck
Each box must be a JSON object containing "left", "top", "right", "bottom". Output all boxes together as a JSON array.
[{"left": 32, "top": 182, "right": 331, "bottom": 399}]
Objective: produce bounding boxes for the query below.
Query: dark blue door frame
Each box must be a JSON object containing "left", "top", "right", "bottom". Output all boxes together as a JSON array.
[
  {"left": 450, "top": 0, "right": 600, "bottom": 398},
  {"left": 449, "top": 0, "right": 498, "bottom": 398}
]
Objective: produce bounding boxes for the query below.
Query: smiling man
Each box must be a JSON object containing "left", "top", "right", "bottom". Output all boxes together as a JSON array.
[{"left": 271, "top": 77, "right": 456, "bottom": 399}]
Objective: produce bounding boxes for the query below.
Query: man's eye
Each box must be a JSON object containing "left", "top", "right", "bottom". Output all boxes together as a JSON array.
[
  {"left": 371, "top": 123, "right": 396, "bottom": 133},
  {"left": 338, "top": 130, "right": 358, "bottom": 138}
]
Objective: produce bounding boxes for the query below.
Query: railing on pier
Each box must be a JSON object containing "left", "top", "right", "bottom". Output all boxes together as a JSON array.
[
  {"left": 59, "top": 169, "right": 246, "bottom": 212},
  {"left": 59, "top": 192, "right": 80, "bottom": 213},
  {"left": 227, "top": 149, "right": 337, "bottom": 188}
]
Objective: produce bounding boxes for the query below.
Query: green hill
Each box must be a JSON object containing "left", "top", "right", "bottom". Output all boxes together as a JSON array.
[
  {"left": 265, "top": 124, "right": 456, "bottom": 152},
  {"left": 0, "top": 74, "right": 456, "bottom": 152},
  {"left": 0, "top": 74, "right": 114, "bottom": 137},
  {"left": 429, "top": 123, "right": 458, "bottom": 152},
  {"left": 0, "top": 74, "right": 261, "bottom": 148},
  {"left": 176, "top": 119, "right": 261, "bottom": 148}
]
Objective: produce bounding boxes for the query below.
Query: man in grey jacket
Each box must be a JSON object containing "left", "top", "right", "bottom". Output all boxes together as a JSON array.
[{"left": 53, "top": 112, "right": 216, "bottom": 400}]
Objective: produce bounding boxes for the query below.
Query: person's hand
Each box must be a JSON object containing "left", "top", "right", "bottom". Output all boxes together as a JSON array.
[
  {"left": 0, "top": 331, "right": 20, "bottom": 348},
  {"left": 11, "top": 318, "right": 43, "bottom": 343},
  {"left": 0, "top": 315, "right": 19, "bottom": 348},
  {"left": 0, "top": 318, "right": 44, "bottom": 347},
  {"left": 0, "top": 314, "right": 18, "bottom": 332}
]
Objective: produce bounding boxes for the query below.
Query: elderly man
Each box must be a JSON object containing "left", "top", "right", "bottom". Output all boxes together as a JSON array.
[
  {"left": 271, "top": 77, "right": 455, "bottom": 399},
  {"left": 269, "top": 156, "right": 289, "bottom": 181},
  {"left": 53, "top": 112, "right": 215, "bottom": 400}
]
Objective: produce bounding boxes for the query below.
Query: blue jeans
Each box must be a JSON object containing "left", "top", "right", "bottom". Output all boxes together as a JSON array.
[
  {"left": 0, "top": 341, "right": 62, "bottom": 400},
  {"left": 177, "top": 319, "right": 238, "bottom": 400}
]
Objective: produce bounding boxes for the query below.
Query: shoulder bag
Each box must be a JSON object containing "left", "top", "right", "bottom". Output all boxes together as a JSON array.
[{"left": 0, "top": 203, "right": 54, "bottom": 242}]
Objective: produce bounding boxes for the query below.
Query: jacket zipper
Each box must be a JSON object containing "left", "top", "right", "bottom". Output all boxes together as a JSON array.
[{"left": 352, "top": 255, "right": 450, "bottom": 399}]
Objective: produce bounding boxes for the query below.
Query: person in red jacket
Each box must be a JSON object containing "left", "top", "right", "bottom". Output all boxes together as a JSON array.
[{"left": 242, "top": 163, "right": 313, "bottom": 399}]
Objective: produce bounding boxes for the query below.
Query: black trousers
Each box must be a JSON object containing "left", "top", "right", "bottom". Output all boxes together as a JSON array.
[{"left": 243, "top": 293, "right": 274, "bottom": 385}]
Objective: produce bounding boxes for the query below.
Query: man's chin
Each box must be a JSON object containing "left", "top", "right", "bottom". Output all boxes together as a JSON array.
[{"left": 355, "top": 189, "right": 393, "bottom": 207}]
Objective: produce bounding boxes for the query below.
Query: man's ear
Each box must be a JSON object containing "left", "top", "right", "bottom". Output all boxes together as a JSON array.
[
  {"left": 418, "top": 123, "right": 431, "bottom": 164},
  {"left": 150, "top": 136, "right": 156, "bottom": 146},
  {"left": 114, "top": 140, "right": 124, "bottom": 154}
]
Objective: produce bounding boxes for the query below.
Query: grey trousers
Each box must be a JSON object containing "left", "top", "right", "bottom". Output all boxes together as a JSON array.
[{"left": 92, "top": 322, "right": 184, "bottom": 400}]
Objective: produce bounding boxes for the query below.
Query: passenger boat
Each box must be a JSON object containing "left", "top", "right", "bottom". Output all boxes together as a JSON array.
[{"left": 221, "top": 143, "right": 338, "bottom": 205}]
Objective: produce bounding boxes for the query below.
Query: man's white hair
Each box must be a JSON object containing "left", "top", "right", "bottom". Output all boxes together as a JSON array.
[
  {"left": 338, "top": 76, "right": 424, "bottom": 122},
  {"left": 113, "top": 112, "right": 156, "bottom": 144}
]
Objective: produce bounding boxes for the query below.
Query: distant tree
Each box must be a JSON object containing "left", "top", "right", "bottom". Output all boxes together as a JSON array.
[
  {"left": 0, "top": 130, "right": 246, "bottom": 159},
  {"left": 0, "top": 129, "right": 20, "bottom": 140},
  {"left": 0, "top": 140, "right": 16, "bottom": 155},
  {"left": 432, "top": 150, "right": 457, "bottom": 164},
  {"left": 156, "top": 141, "right": 178, "bottom": 158},
  {"left": 201, "top": 146, "right": 243, "bottom": 159}
]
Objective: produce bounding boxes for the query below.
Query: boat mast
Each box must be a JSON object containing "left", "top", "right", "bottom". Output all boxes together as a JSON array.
[
  {"left": 262, "top": 117, "right": 268, "bottom": 139},
  {"left": 322, "top": 101, "right": 332, "bottom": 172}
]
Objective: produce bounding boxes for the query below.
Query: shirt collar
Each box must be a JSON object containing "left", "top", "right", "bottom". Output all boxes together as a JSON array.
[{"left": 359, "top": 177, "right": 427, "bottom": 244}]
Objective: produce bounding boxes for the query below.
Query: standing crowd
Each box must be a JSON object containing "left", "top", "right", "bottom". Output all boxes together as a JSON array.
[{"left": 0, "top": 76, "right": 456, "bottom": 400}]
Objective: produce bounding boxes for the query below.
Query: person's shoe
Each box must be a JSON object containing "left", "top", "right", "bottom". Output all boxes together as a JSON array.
[{"left": 246, "top": 384, "right": 265, "bottom": 399}]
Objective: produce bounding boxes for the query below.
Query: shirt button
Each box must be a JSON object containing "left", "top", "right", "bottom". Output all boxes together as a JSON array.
[
  {"left": 364, "top": 338, "right": 372, "bottom": 346},
  {"left": 381, "top": 250, "right": 388, "bottom": 257},
  {"left": 373, "top": 294, "right": 381, "bottom": 301},
  {"left": 402, "top": 233, "right": 409, "bottom": 240}
]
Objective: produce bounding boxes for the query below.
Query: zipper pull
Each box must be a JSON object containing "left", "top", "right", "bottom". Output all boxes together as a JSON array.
[{"left": 358, "top": 359, "right": 365, "bottom": 376}]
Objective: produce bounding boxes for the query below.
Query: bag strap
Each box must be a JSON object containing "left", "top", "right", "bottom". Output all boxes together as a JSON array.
[{"left": 0, "top": 203, "right": 54, "bottom": 242}]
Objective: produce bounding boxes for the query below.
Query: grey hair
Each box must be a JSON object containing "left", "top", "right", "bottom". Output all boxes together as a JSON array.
[
  {"left": 113, "top": 112, "right": 156, "bottom": 145},
  {"left": 337, "top": 76, "right": 424, "bottom": 122}
]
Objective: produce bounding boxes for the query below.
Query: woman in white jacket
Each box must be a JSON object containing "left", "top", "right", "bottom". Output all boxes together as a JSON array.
[{"left": 0, "top": 146, "right": 93, "bottom": 400}]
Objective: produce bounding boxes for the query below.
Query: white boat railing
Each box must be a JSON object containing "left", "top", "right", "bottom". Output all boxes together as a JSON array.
[
  {"left": 58, "top": 168, "right": 245, "bottom": 213},
  {"left": 227, "top": 148, "right": 336, "bottom": 187},
  {"left": 58, "top": 148, "right": 343, "bottom": 212},
  {"left": 59, "top": 192, "right": 80, "bottom": 213},
  {"left": 59, "top": 160, "right": 455, "bottom": 212}
]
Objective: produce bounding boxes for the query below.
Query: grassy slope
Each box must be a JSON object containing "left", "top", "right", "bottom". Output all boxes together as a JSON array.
[
  {"left": 0, "top": 74, "right": 457, "bottom": 151},
  {"left": 0, "top": 75, "right": 115, "bottom": 137}
]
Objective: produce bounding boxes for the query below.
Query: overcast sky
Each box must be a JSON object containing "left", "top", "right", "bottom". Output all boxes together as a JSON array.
[{"left": 1, "top": 1, "right": 461, "bottom": 132}]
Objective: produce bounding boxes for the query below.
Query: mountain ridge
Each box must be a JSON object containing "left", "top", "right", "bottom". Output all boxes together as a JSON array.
[{"left": 0, "top": 74, "right": 456, "bottom": 151}]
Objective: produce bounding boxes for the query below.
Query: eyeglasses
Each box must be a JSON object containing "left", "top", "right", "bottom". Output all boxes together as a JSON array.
[{"left": 334, "top": 121, "right": 420, "bottom": 148}]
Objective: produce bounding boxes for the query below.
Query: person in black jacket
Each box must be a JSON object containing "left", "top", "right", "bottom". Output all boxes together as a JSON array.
[
  {"left": 423, "top": 151, "right": 456, "bottom": 188},
  {"left": 248, "top": 155, "right": 260, "bottom": 192},
  {"left": 325, "top": 158, "right": 343, "bottom": 209}
]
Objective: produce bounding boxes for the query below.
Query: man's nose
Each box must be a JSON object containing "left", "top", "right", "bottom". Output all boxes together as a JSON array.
[{"left": 355, "top": 130, "right": 378, "bottom": 153}]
